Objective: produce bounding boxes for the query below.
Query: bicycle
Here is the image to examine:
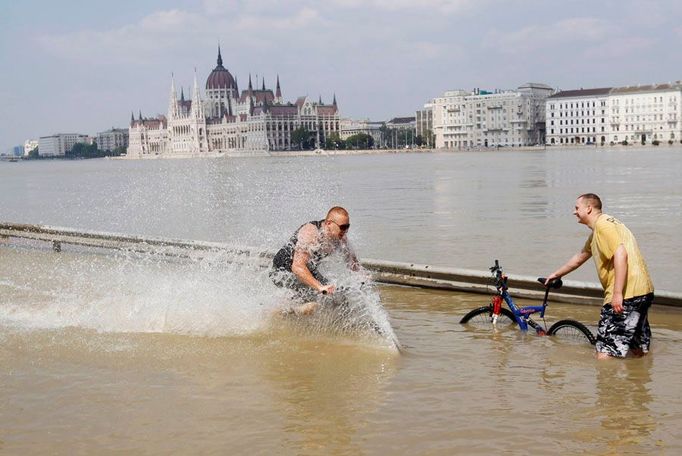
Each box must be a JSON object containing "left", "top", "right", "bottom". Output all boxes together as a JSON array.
[{"left": 460, "top": 260, "right": 596, "bottom": 345}]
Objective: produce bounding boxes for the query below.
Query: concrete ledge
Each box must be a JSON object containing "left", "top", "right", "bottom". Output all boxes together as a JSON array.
[{"left": 2, "top": 222, "right": 680, "bottom": 307}]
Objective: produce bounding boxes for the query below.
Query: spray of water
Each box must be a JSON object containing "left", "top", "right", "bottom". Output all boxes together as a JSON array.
[
  {"left": 0, "top": 244, "right": 400, "bottom": 352},
  {"left": 269, "top": 253, "right": 401, "bottom": 352},
  {"left": 0, "top": 155, "right": 399, "bottom": 351}
]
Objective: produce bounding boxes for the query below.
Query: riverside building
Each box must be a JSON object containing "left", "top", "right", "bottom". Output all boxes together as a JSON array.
[
  {"left": 546, "top": 82, "right": 682, "bottom": 145},
  {"left": 96, "top": 128, "right": 129, "bottom": 152},
  {"left": 339, "top": 118, "right": 384, "bottom": 145},
  {"left": 608, "top": 83, "right": 682, "bottom": 145},
  {"left": 127, "top": 48, "right": 340, "bottom": 158},
  {"left": 23, "top": 139, "right": 38, "bottom": 156},
  {"left": 416, "top": 103, "right": 434, "bottom": 147},
  {"left": 545, "top": 88, "right": 611, "bottom": 145},
  {"left": 38, "top": 133, "right": 89, "bottom": 157},
  {"left": 431, "top": 83, "right": 553, "bottom": 149}
]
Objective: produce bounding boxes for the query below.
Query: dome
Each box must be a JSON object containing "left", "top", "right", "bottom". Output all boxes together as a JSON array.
[{"left": 205, "top": 47, "right": 236, "bottom": 90}]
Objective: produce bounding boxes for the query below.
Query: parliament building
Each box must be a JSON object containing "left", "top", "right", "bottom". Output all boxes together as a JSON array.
[{"left": 127, "top": 48, "right": 340, "bottom": 158}]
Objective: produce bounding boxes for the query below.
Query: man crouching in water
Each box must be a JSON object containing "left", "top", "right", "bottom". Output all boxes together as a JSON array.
[{"left": 270, "top": 206, "right": 360, "bottom": 316}]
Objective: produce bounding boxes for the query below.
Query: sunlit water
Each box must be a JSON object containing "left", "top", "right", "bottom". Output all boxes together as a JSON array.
[{"left": 2, "top": 148, "right": 682, "bottom": 454}]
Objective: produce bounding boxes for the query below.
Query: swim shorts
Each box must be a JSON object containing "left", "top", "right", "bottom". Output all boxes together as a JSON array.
[{"left": 596, "top": 293, "right": 653, "bottom": 358}]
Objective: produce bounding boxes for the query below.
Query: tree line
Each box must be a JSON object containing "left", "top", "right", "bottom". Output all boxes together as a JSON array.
[{"left": 291, "top": 126, "right": 434, "bottom": 150}]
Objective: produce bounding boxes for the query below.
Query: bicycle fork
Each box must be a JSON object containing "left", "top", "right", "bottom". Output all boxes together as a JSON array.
[{"left": 491, "top": 295, "right": 503, "bottom": 325}]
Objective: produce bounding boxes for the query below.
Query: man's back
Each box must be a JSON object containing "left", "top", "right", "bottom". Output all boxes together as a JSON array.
[{"left": 586, "top": 214, "right": 654, "bottom": 303}]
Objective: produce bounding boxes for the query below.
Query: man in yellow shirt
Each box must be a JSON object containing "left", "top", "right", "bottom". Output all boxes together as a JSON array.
[{"left": 545, "top": 193, "right": 654, "bottom": 359}]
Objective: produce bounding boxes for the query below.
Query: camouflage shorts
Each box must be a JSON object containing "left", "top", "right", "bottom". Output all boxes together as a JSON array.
[{"left": 596, "top": 293, "right": 653, "bottom": 358}]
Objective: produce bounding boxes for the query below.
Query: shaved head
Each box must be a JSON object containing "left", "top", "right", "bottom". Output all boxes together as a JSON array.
[
  {"left": 326, "top": 206, "right": 349, "bottom": 220},
  {"left": 578, "top": 193, "right": 602, "bottom": 211}
]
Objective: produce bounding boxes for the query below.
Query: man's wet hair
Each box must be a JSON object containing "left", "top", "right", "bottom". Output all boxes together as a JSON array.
[
  {"left": 578, "top": 193, "right": 602, "bottom": 210},
  {"left": 326, "top": 206, "right": 349, "bottom": 220}
]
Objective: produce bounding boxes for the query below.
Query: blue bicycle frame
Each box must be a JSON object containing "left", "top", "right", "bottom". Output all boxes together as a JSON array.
[
  {"left": 461, "top": 260, "right": 595, "bottom": 344},
  {"left": 491, "top": 260, "right": 551, "bottom": 335}
]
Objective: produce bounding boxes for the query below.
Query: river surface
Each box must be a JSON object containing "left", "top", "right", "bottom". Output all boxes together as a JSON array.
[
  {"left": 1, "top": 148, "right": 682, "bottom": 454},
  {"left": 1, "top": 147, "right": 680, "bottom": 290}
]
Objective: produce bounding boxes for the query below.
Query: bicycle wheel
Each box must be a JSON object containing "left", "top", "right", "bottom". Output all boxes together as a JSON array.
[
  {"left": 548, "top": 319, "right": 596, "bottom": 345},
  {"left": 460, "top": 306, "right": 516, "bottom": 328}
]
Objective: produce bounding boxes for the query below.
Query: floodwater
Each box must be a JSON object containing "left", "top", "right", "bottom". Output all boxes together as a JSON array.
[{"left": 2, "top": 148, "right": 682, "bottom": 454}]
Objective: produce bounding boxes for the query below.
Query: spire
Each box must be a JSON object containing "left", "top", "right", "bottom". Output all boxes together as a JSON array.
[
  {"left": 318, "top": 94, "right": 322, "bottom": 104},
  {"left": 217, "top": 45, "right": 223, "bottom": 67},
  {"left": 170, "top": 73, "right": 176, "bottom": 95},
  {"left": 168, "top": 74, "right": 179, "bottom": 118},
  {"left": 130, "top": 111, "right": 135, "bottom": 125},
  {"left": 191, "top": 68, "right": 204, "bottom": 119},
  {"left": 180, "top": 87, "right": 185, "bottom": 102},
  {"left": 262, "top": 78, "right": 265, "bottom": 91},
  {"left": 276, "top": 75, "right": 282, "bottom": 99},
  {"left": 333, "top": 93, "right": 337, "bottom": 106},
  {"left": 247, "top": 74, "right": 254, "bottom": 112},
  {"left": 235, "top": 76, "right": 239, "bottom": 94},
  {"left": 138, "top": 110, "right": 142, "bottom": 121}
]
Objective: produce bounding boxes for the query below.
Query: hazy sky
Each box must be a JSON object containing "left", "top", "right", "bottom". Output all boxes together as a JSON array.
[{"left": 1, "top": 0, "right": 681, "bottom": 152}]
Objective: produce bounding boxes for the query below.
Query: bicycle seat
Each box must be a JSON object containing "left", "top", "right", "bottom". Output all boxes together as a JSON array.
[{"left": 537, "top": 277, "right": 563, "bottom": 289}]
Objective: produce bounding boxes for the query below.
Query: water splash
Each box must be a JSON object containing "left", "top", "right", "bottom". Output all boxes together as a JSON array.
[
  {"left": 270, "top": 254, "right": 401, "bottom": 352},
  {"left": 0, "top": 245, "right": 400, "bottom": 351},
  {"left": 0, "top": 246, "right": 274, "bottom": 336}
]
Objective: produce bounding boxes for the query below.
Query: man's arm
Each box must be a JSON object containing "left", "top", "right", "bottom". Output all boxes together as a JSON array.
[
  {"left": 611, "top": 244, "right": 628, "bottom": 313},
  {"left": 545, "top": 249, "right": 592, "bottom": 285},
  {"left": 291, "top": 224, "right": 334, "bottom": 294}
]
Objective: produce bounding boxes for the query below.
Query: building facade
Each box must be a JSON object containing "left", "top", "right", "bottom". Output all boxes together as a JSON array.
[
  {"left": 416, "top": 103, "right": 434, "bottom": 147},
  {"left": 432, "top": 83, "right": 553, "bottom": 149},
  {"left": 23, "top": 139, "right": 38, "bottom": 156},
  {"left": 339, "top": 118, "right": 384, "bottom": 145},
  {"left": 38, "top": 133, "right": 88, "bottom": 156},
  {"left": 545, "top": 88, "right": 611, "bottom": 145},
  {"left": 127, "top": 48, "right": 340, "bottom": 158},
  {"left": 608, "top": 84, "right": 682, "bottom": 145},
  {"left": 546, "top": 82, "right": 682, "bottom": 145},
  {"left": 97, "top": 128, "right": 129, "bottom": 152}
]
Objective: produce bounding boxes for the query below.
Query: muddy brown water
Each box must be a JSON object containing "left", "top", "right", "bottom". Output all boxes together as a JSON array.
[{"left": 1, "top": 246, "right": 681, "bottom": 454}]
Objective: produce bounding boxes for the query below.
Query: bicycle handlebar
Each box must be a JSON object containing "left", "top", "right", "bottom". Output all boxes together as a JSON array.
[
  {"left": 537, "top": 277, "right": 563, "bottom": 289},
  {"left": 321, "top": 282, "right": 366, "bottom": 295},
  {"left": 490, "top": 261, "right": 563, "bottom": 292},
  {"left": 489, "top": 259, "right": 501, "bottom": 274}
]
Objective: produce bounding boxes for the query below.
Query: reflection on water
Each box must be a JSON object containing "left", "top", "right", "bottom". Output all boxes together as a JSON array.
[{"left": 594, "top": 358, "right": 656, "bottom": 454}]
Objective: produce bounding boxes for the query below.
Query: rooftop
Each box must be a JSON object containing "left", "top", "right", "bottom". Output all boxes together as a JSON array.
[{"left": 548, "top": 88, "right": 612, "bottom": 99}]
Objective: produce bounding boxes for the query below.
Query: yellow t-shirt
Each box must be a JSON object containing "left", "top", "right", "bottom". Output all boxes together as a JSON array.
[{"left": 583, "top": 214, "right": 654, "bottom": 304}]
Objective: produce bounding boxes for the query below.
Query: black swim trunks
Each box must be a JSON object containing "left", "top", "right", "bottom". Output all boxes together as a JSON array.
[{"left": 596, "top": 293, "right": 653, "bottom": 357}]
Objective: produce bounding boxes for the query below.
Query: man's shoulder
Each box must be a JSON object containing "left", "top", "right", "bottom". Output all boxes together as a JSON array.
[
  {"left": 595, "top": 214, "right": 623, "bottom": 230},
  {"left": 297, "top": 222, "right": 321, "bottom": 244},
  {"left": 600, "top": 213, "right": 622, "bottom": 224}
]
